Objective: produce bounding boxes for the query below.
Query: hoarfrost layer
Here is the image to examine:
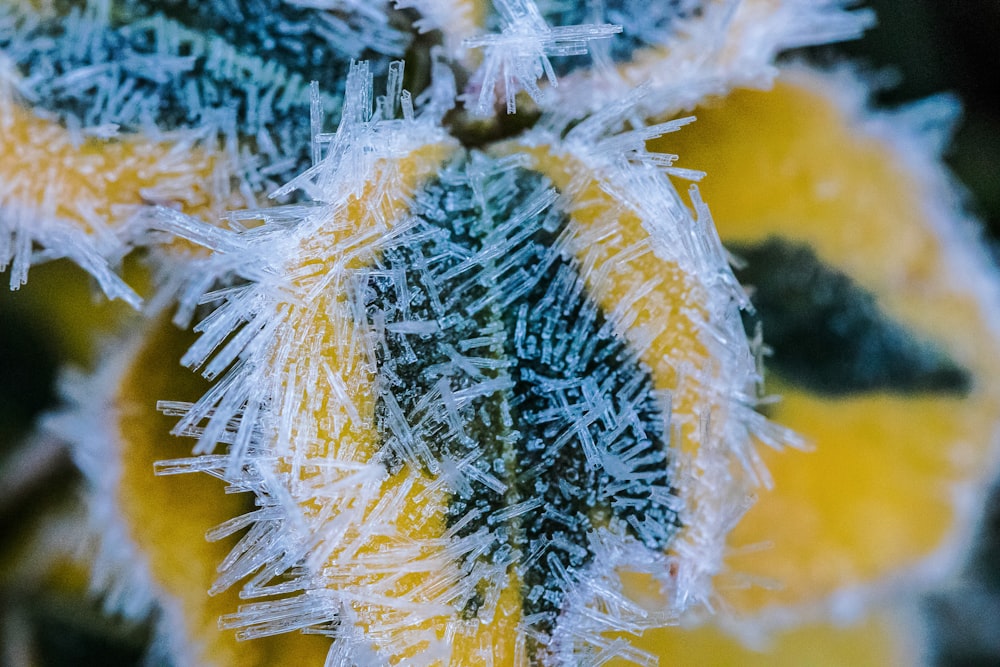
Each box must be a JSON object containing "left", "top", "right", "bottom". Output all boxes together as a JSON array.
[{"left": 462, "top": 0, "right": 874, "bottom": 117}]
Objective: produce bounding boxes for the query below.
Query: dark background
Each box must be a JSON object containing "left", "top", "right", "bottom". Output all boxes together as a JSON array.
[
  {"left": 836, "top": 0, "right": 1000, "bottom": 245},
  {"left": 809, "top": 2, "right": 1000, "bottom": 662}
]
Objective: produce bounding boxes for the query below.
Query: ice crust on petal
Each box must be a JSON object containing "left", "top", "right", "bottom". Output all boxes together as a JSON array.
[
  {"left": 0, "top": 0, "right": 405, "bottom": 298},
  {"left": 501, "top": 0, "right": 874, "bottom": 117},
  {"left": 46, "top": 312, "right": 334, "bottom": 666},
  {"left": 146, "top": 64, "right": 783, "bottom": 664}
]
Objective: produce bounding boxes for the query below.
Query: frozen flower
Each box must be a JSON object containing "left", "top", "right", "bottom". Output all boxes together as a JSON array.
[{"left": 1, "top": 1, "right": 998, "bottom": 666}]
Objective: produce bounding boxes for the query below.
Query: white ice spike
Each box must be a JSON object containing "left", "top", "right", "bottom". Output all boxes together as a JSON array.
[{"left": 464, "top": 0, "right": 621, "bottom": 115}]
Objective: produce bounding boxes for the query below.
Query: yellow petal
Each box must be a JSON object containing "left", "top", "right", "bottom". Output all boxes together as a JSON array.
[
  {"left": 60, "top": 313, "right": 331, "bottom": 666},
  {"left": 165, "top": 108, "right": 770, "bottom": 661},
  {"left": 614, "top": 610, "right": 918, "bottom": 667},
  {"left": 650, "top": 69, "right": 1000, "bottom": 612}
]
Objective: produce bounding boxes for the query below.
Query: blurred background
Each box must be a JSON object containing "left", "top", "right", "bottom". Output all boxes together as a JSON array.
[
  {"left": 833, "top": 0, "right": 1000, "bottom": 243},
  {"left": 1, "top": 1, "right": 999, "bottom": 664},
  {"left": 815, "top": 3, "right": 1000, "bottom": 663}
]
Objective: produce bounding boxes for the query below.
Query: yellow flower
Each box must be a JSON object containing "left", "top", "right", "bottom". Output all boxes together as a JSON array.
[{"left": 3, "top": 1, "right": 998, "bottom": 665}]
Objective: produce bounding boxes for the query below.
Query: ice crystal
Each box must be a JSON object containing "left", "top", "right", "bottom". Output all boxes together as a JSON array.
[{"left": 464, "top": 0, "right": 621, "bottom": 115}]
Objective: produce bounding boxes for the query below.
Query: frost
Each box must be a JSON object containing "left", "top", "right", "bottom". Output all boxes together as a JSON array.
[
  {"left": 464, "top": 0, "right": 621, "bottom": 115},
  {"left": 0, "top": 0, "right": 410, "bottom": 301},
  {"left": 539, "top": 0, "right": 876, "bottom": 116},
  {"left": 43, "top": 336, "right": 201, "bottom": 667},
  {"left": 0, "top": 200, "right": 141, "bottom": 306}
]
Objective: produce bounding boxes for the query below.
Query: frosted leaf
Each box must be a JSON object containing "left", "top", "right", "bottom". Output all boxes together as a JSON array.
[
  {"left": 41, "top": 314, "right": 334, "bottom": 665},
  {"left": 0, "top": 0, "right": 408, "bottom": 193},
  {"left": 630, "top": 65, "right": 1000, "bottom": 638}
]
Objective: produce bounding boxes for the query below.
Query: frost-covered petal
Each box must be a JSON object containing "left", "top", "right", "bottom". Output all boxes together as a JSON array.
[
  {"left": 0, "top": 0, "right": 407, "bottom": 298},
  {"left": 458, "top": 0, "right": 873, "bottom": 117},
  {"left": 45, "top": 311, "right": 333, "bottom": 666},
  {"left": 150, "top": 63, "right": 786, "bottom": 665},
  {"left": 648, "top": 67, "right": 1000, "bottom": 622}
]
